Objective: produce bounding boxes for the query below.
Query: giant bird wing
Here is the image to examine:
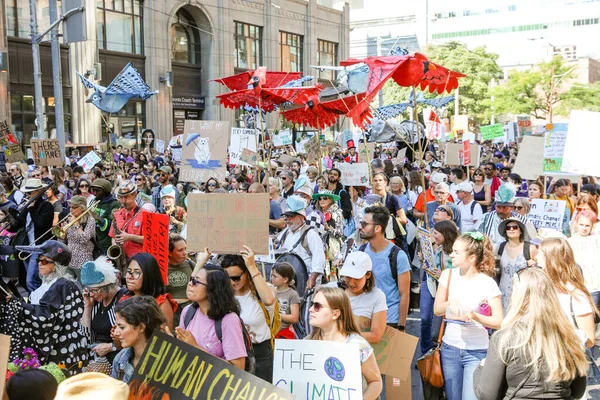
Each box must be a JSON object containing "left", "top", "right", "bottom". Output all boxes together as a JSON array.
[
  {"left": 216, "top": 86, "right": 322, "bottom": 113},
  {"left": 264, "top": 72, "right": 303, "bottom": 88},
  {"left": 104, "top": 62, "right": 158, "bottom": 99},
  {"left": 282, "top": 93, "right": 367, "bottom": 130},
  {"left": 76, "top": 72, "right": 106, "bottom": 93},
  {"left": 419, "top": 62, "right": 466, "bottom": 94},
  {"left": 210, "top": 71, "right": 253, "bottom": 91}
]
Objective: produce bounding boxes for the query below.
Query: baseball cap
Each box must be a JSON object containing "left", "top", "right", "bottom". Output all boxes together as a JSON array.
[
  {"left": 431, "top": 172, "right": 448, "bottom": 184},
  {"left": 454, "top": 181, "right": 473, "bottom": 193},
  {"left": 339, "top": 252, "right": 373, "bottom": 279},
  {"left": 581, "top": 184, "right": 598, "bottom": 196},
  {"left": 159, "top": 166, "right": 172, "bottom": 174},
  {"left": 431, "top": 161, "right": 443, "bottom": 169}
]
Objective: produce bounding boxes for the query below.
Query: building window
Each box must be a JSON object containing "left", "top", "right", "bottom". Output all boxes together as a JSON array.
[
  {"left": 5, "top": 0, "right": 62, "bottom": 38},
  {"left": 280, "top": 32, "right": 303, "bottom": 72},
  {"left": 10, "top": 94, "right": 72, "bottom": 147},
  {"left": 170, "top": 9, "right": 201, "bottom": 65},
  {"left": 234, "top": 22, "right": 262, "bottom": 70},
  {"left": 97, "top": 0, "right": 143, "bottom": 54},
  {"left": 317, "top": 40, "right": 337, "bottom": 81}
]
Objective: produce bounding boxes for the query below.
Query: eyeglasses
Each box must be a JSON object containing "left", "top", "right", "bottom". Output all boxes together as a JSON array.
[
  {"left": 38, "top": 258, "right": 54, "bottom": 265},
  {"left": 86, "top": 287, "right": 104, "bottom": 295},
  {"left": 207, "top": 183, "right": 217, "bottom": 187},
  {"left": 576, "top": 207, "right": 585, "bottom": 212},
  {"left": 229, "top": 275, "right": 243, "bottom": 282},
  {"left": 318, "top": 197, "right": 329, "bottom": 201},
  {"left": 159, "top": 173, "right": 169, "bottom": 177},
  {"left": 135, "top": 178, "right": 143, "bottom": 182},
  {"left": 309, "top": 301, "right": 331, "bottom": 312},
  {"left": 505, "top": 225, "right": 520, "bottom": 231},
  {"left": 189, "top": 276, "right": 207, "bottom": 286},
  {"left": 31, "top": 174, "right": 41, "bottom": 178},
  {"left": 436, "top": 207, "right": 449, "bottom": 213},
  {"left": 483, "top": 168, "right": 491, "bottom": 171},
  {"left": 104, "top": 167, "right": 112, "bottom": 171},
  {"left": 473, "top": 173, "right": 482, "bottom": 176},
  {"left": 79, "top": 184, "right": 89, "bottom": 188},
  {"left": 360, "top": 221, "right": 375, "bottom": 227},
  {"left": 515, "top": 206, "right": 524, "bottom": 211},
  {"left": 125, "top": 270, "right": 142, "bottom": 279},
  {"left": 280, "top": 177, "right": 288, "bottom": 181}
]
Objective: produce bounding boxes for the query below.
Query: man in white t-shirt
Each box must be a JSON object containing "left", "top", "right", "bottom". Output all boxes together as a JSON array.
[
  {"left": 449, "top": 167, "right": 467, "bottom": 200},
  {"left": 455, "top": 180, "right": 483, "bottom": 232}
]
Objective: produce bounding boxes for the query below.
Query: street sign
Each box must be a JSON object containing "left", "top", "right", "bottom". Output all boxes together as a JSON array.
[{"left": 62, "top": 0, "right": 87, "bottom": 44}]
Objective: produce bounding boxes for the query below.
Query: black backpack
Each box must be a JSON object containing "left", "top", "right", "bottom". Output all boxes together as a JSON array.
[
  {"left": 494, "top": 241, "right": 532, "bottom": 284},
  {"left": 358, "top": 243, "right": 401, "bottom": 278},
  {"left": 183, "top": 303, "right": 256, "bottom": 374}
]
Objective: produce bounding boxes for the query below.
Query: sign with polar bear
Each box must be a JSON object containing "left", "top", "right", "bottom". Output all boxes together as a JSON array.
[
  {"left": 179, "top": 120, "right": 230, "bottom": 182},
  {"left": 273, "top": 339, "right": 362, "bottom": 400}
]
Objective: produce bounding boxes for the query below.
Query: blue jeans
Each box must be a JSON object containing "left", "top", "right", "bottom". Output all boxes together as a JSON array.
[
  {"left": 26, "top": 254, "right": 41, "bottom": 293},
  {"left": 420, "top": 274, "right": 442, "bottom": 355},
  {"left": 441, "top": 342, "right": 487, "bottom": 400}
]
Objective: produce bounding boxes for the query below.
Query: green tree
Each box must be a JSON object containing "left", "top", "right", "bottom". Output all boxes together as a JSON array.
[{"left": 555, "top": 81, "right": 600, "bottom": 115}]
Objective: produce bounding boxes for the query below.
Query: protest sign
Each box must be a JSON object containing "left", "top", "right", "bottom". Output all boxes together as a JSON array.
[
  {"left": 240, "top": 148, "right": 258, "bottom": 166},
  {"left": 30, "top": 139, "right": 62, "bottom": 166},
  {"left": 277, "top": 154, "right": 298, "bottom": 165},
  {"left": 230, "top": 127, "right": 258, "bottom": 166},
  {"left": 155, "top": 139, "right": 165, "bottom": 154},
  {"left": 480, "top": 124, "right": 504, "bottom": 141},
  {"left": 417, "top": 227, "right": 439, "bottom": 279},
  {"left": 444, "top": 143, "right": 480, "bottom": 166},
  {"left": 255, "top": 237, "right": 276, "bottom": 264},
  {"left": 517, "top": 116, "right": 533, "bottom": 136},
  {"left": 77, "top": 150, "right": 101, "bottom": 172},
  {"left": 0, "top": 121, "right": 25, "bottom": 163},
  {"left": 568, "top": 235, "right": 600, "bottom": 292},
  {"left": 395, "top": 147, "right": 407, "bottom": 164},
  {"left": 359, "top": 141, "right": 375, "bottom": 163},
  {"left": 131, "top": 331, "right": 293, "bottom": 400},
  {"left": 0, "top": 153, "right": 6, "bottom": 173},
  {"left": 304, "top": 134, "right": 321, "bottom": 164},
  {"left": 512, "top": 135, "right": 544, "bottom": 180},
  {"left": 343, "top": 129, "right": 353, "bottom": 146},
  {"left": 336, "top": 162, "right": 370, "bottom": 186},
  {"left": 504, "top": 122, "right": 517, "bottom": 143},
  {"left": 451, "top": 115, "right": 469, "bottom": 133},
  {"left": 543, "top": 123, "right": 568, "bottom": 172},
  {"left": 0, "top": 334, "right": 9, "bottom": 396},
  {"left": 169, "top": 134, "right": 183, "bottom": 148},
  {"left": 273, "top": 339, "right": 362, "bottom": 400},
  {"left": 273, "top": 129, "right": 293, "bottom": 147},
  {"left": 462, "top": 131, "right": 476, "bottom": 144},
  {"left": 171, "top": 147, "right": 182, "bottom": 163},
  {"left": 463, "top": 141, "right": 471, "bottom": 165},
  {"left": 142, "top": 212, "right": 169, "bottom": 284},
  {"left": 561, "top": 110, "right": 600, "bottom": 176},
  {"left": 186, "top": 193, "right": 269, "bottom": 254},
  {"left": 179, "top": 120, "right": 229, "bottom": 182},
  {"left": 527, "top": 199, "right": 566, "bottom": 231}
]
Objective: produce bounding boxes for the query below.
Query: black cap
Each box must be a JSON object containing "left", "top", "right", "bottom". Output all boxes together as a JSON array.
[{"left": 581, "top": 184, "right": 598, "bottom": 196}]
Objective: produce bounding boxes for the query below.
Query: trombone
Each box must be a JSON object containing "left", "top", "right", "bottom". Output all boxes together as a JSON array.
[{"left": 18, "top": 200, "right": 101, "bottom": 260}]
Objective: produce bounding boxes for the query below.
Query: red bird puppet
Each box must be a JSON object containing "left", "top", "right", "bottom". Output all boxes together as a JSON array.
[
  {"left": 282, "top": 92, "right": 370, "bottom": 130},
  {"left": 211, "top": 67, "right": 322, "bottom": 113}
]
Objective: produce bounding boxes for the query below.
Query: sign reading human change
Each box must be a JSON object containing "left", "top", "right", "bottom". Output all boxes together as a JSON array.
[
  {"left": 527, "top": 199, "right": 566, "bottom": 231},
  {"left": 30, "top": 139, "right": 62, "bottom": 166},
  {"left": 179, "top": 120, "right": 229, "bottom": 182},
  {"left": 142, "top": 212, "right": 169, "bottom": 284}
]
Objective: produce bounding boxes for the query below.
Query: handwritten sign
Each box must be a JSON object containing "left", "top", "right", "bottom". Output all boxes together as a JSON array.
[
  {"left": 0, "top": 334, "right": 9, "bottom": 396},
  {"left": 562, "top": 110, "right": 600, "bottom": 177},
  {"left": 463, "top": 141, "right": 471, "bottom": 165},
  {"left": 0, "top": 121, "right": 25, "bottom": 163},
  {"left": 155, "top": 139, "right": 165, "bottom": 154},
  {"left": 480, "top": 124, "right": 504, "bottom": 141},
  {"left": 512, "top": 135, "right": 543, "bottom": 180},
  {"left": 142, "top": 212, "right": 169, "bottom": 284},
  {"left": 451, "top": 115, "right": 469, "bottom": 133},
  {"left": 186, "top": 193, "right": 269, "bottom": 254},
  {"left": 240, "top": 148, "right": 258, "bottom": 166},
  {"left": 417, "top": 227, "right": 438, "bottom": 279},
  {"left": 569, "top": 235, "right": 600, "bottom": 293},
  {"left": 527, "top": 199, "right": 566, "bottom": 231},
  {"left": 335, "top": 162, "right": 370, "bottom": 186},
  {"left": 444, "top": 143, "right": 480, "bottom": 166},
  {"left": 230, "top": 127, "right": 258, "bottom": 166},
  {"left": 273, "top": 339, "right": 362, "bottom": 400},
  {"left": 273, "top": 129, "right": 293, "bottom": 147},
  {"left": 395, "top": 147, "right": 407, "bottom": 164},
  {"left": 30, "top": 139, "right": 62, "bottom": 166},
  {"left": 304, "top": 134, "right": 321, "bottom": 165},
  {"left": 77, "top": 150, "right": 101, "bottom": 172},
  {"left": 180, "top": 120, "right": 229, "bottom": 182},
  {"left": 517, "top": 116, "right": 532, "bottom": 136},
  {"left": 543, "top": 123, "right": 568, "bottom": 172},
  {"left": 358, "top": 141, "right": 375, "bottom": 163},
  {"left": 131, "top": 331, "right": 293, "bottom": 400}
]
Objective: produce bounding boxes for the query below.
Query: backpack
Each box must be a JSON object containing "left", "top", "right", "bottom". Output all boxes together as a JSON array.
[
  {"left": 183, "top": 303, "right": 256, "bottom": 373},
  {"left": 358, "top": 243, "right": 401, "bottom": 278},
  {"left": 275, "top": 225, "right": 315, "bottom": 296},
  {"left": 494, "top": 241, "right": 532, "bottom": 284}
]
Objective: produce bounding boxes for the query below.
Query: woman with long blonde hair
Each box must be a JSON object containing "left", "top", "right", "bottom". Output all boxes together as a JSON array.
[
  {"left": 473, "top": 268, "right": 587, "bottom": 399},
  {"left": 308, "top": 287, "right": 382, "bottom": 400}
]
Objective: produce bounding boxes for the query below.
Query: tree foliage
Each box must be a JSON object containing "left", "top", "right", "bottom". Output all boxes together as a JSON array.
[{"left": 555, "top": 81, "right": 600, "bottom": 115}]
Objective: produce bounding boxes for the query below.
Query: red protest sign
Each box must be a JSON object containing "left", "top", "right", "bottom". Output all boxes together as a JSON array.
[
  {"left": 142, "top": 212, "right": 170, "bottom": 284},
  {"left": 463, "top": 141, "right": 471, "bottom": 166}
]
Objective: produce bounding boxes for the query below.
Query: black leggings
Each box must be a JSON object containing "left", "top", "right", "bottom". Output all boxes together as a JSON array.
[{"left": 253, "top": 340, "right": 273, "bottom": 383}]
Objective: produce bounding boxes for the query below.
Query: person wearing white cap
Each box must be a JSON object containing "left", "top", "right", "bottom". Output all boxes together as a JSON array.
[{"left": 455, "top": 180, "right": 483, "bottom": 232}]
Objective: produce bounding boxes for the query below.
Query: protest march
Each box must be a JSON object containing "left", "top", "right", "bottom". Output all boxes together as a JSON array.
[{"left": 1, "top": 50, "right": 600, "bottom": 400}]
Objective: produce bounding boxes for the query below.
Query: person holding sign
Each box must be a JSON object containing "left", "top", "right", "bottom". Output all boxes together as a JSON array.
[{"left": 308, "top": 286, "right": 382, "bottom": 400}]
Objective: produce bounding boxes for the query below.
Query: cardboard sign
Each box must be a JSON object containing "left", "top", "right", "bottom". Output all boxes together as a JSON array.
[
  {"left": 273, "top": 339, "right": 362, "bottom": 399},
  {"left": 527, "top": 199, "right": 566, "bottom": 231},
  {"left": 0, "top": 153, "right": 5, "bottom": 173},
  {"left": 142, "top": 212, "right": 169, "bottom": 284},
  {"left": 444, "top": 143, "right": 480, "bottom": 166},
  {"left": 273, "top": 129, "right": 293, "bottom": 147},
  {"left": 463, "top": 141, "right": 471, "bottom": 165},
  {"left": 543, "top": 123, "right": 568, "bottom": 172},
  {"left": 186, "top": 193, "right": 269, "bottom": 254},
  {"left": 155, "top": 139, "right": 165, "bottom": 154},
  {"left": 277, "top": 154, "right": 298, "bottom": 165},
  {"left": 77, "top": 150, "right": 101, "bottom": 172},
  {"left": 359, "top": 141, "right": 375, "bottom": 163},
  {"left": 451, "top": 115, "right": 469, "bottom": 133},
  {"left": 0, "top": 121, "right": 25, "bottom": 163},
  {"left": 512, "top": 135, "right": 544, "bottom": 180},
  {"left": 480, "top": 124, "right": 504, "bottom": 141},
  {"left": 417, "top": 227, "right": 439, "bottom": 279},
  {"left": 0, "top": 334, "right": 9, "bottom": 396},
  {"left": 517, "top": 116, "right": 533, "bottom": 136},
  {"left": 131, "top": 330, "right": 293, "bottom": 400},
  {"left": 395, "top": 147, "right": 407, "bottom": 164},
  {"left": 569, "top": 235, "right": 600, "bottom": 293},
  {"left": 30, "top": 139, "right": 62, "bottom": 166},
  {"left": 240, "top": 149, "right": 258, "bottom": 166},
  {"left": 179, "top": 120, "right": 229, "bottom": 183},
  {"left": 304, "top": 134, "right": 321, "bottom": 165},
  {"left": 562, "top": 110, "right": 600, "bottom": 176},
  {"left": 230, "top": 127, "right": 259, "bottom": 166},
  {"left": 336, "top": 162, "right": 370, "bottom": 186}
]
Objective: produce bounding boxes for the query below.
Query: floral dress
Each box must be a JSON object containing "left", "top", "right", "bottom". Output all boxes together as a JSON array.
[
  {"left": 499, "top": 250, "right": 527, "bottom": 310},
  {"left": 66, "top": 216, "right": 96, "bottom": 271}
]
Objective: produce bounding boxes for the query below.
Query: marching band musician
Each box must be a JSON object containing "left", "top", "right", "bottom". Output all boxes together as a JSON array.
[
  {"left": 159, "top": 185, "right": 186, "bottom": 234},
  {"left": 108, "top": 181, "right": 145, "bottom": 260}
]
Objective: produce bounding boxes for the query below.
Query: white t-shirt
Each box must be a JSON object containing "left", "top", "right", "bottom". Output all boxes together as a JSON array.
[
  {"left": 457, "top": 200, "right": 483, "bottom": 232},
  {"left": 236, "top": 291, "right": 275, "bottom": 344},
  {"left": 439, "top": 268, "right": 501, "bottom": 350},
  {"left": 556, "top": 283, "right": 593, "bottom": 346},
  {"left": 324, "top": 284, "right": 388, "bottom": 320}
]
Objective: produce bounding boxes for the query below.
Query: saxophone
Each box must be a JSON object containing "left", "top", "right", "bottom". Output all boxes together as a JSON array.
[{"left": 107, "top": 210, "right": 127, "bottom": 272}]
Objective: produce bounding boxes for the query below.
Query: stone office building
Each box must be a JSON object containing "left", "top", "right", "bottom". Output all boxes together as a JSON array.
[{"left": 2, "top": 0, "right": 349, "bottom": 147}]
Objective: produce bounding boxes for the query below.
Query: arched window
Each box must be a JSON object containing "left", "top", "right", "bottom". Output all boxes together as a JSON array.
[{"left": 170, "top": 9, "right": 201, "bottom": 65}]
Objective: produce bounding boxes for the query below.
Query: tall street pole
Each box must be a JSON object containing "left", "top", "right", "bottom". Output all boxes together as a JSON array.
[
  {"left": 49, "top": 0, "right": 66, "bottom": 157},
  {"left": 30, "top": 0, "right": 44, "bottom": 138}
]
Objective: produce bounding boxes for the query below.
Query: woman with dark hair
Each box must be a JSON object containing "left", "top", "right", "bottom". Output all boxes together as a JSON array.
[
  {"left": 2, "top": 176, "right": 22, "bottom": 206},
  {"left": 205, "top": 177, "right": 220, "bottom": 193},
  {"left": 407, "top": 171, "right": 424, "bottom": 212},
  {"left": 75, "top": 177, "right": 96, "bottom": 206},
  {"left": 550, "top": 178, "right": 575, "bottom": 216},
  {"left": 472, "top": 167, "right": 492, "bottom": 213},
  {"left": 45, "top": 184, "right": 63, "bottom": 227},
  {"left": 528, "top": 180, "right": 545, "bottom": 200},
  {"left": 175, "top": 264, "right": 247, "bottom": 369},
  {"left": 111, "top": 296, "right": 166, "bottom": 383},
  {"left": 507, "top": 173, "right": 527, "bottom": 197},
  {"left": 51, "top": 168, "right": 67, "bottom": 204},
  {"left": 271, "top": 262, "right": 300, "bottom": 339},
  {"left": 6, "top": 368, "right": 58, "bottom": 400},
  {"left": 120, "top": 252, "right": 177, "bottom": 330},
  {"left": 88, "top": 166, "right": 103, "bottom": 183}
]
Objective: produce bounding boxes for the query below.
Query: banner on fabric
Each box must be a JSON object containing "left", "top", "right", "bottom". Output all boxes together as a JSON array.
[
  {"left": 444, "top": 143, "right": 480, "bottom": 166},
  {"left": 480, "top": 124, "right": 504, "bottom": 141},
  {"left": 142, "top": 212, "right": 169, "bottom": 284},
  {"left": 517, "top": 116, "right": 533, "bottom": 136},
  {"left": 417, "top": 227, "right": 439, "bottom": 279},
  {"left": 512, "top": 135, "right": 544, "bottom": 180},
  {"left": 273, "top": 129, "right": 293, "bottom": 147},
  {"left": 155, "top": 139, "right": 165, "bottom": 154},
  {"left": 77, "top": 150, "right": 101, "bottom": 172},
  {"left": 273, "top": 339, "right": 362, "bottom": 400},
  {"left": 335, "top": 162, "right": 369, "bottom": 186},
  {"left": 527, "top": 199, "right": 566, "bottom": 231},
  {"left": 131, "top": 331, "right": 293, "bottom": 400},
  {"left": 179, "top": 120, "right": 229, "bottom": 182},
  {"left": 186, "top": 193, "right": 269, "bottom": 254},
  {"left": 543, "top": 123, "right": 568, "bottom": 172},
  {"left": 568, "top": 235, "right": 600, "bottom": 293},
  {"left": 30, "top": 139, "right": 62, "bottom": 166},
  {"left": 561, "top": 110, "right": 600, "bottom": 177}
]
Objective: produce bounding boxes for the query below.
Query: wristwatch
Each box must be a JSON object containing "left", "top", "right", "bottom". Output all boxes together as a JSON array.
[
  {"left": 397, "top": 325, "right": 406, "bottom": 332},
  {"left": 111, "top": 343, "right": 117, "bottom": 352}
]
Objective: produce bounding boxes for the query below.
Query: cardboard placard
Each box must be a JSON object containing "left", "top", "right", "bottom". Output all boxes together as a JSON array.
[
  {"left": 0, "top": 121, "right": 25, "bottom": 163},
  {"left": 417, "top": 227, "right": 438, "bottom": 279},
  {"left": 527, "top": 199, "right": 566, "bottom": 231},
  {"left": 155, "top": 139, "right": 165, "bottom": 154},
  {"left": 512, "top": 135, "right": 544, "bottom": 180},
  {"left": 517, "top": 115, "right": 533, "bottom": 136},
  {"left": 561, "top": 110, "right": 600, "bottom": 176},
  {"left": 463, "top": 141, "right": 471, "bottom": 165},
  {"left": 444, "top": 143, "right": 480, "bottom": 166},
  {"left": 229, "top": 127, "right": 259, "bottom": 166},
  {"left": 304, "top": 135, "right": 321, "bottom": 165},
  {"left": 273, "top": 339, "right": 362, "bottom": 399},
  {"left": 131, "top": 331, "right": 293, "bottom": 400},
  {"left": 240, "top": 149, "right": 258, "bottom": 166},
  {"left": 273, "top": 129, "right": 293, "bottom": 147},
  {"left": 543, "top": 123, "right": 568, "bottom": 172},
  {"left": 77, "top": 150, "right": 101, "bottom": 172},
  {"left": 142, "top": 212, "right": 169, "bottom": 284},
  {"left": 359, "top": 141, "right": 375, "bottom": 163},
  {"left": 569, "top": 235, "right": 600, "bottom": 292},
  {"left": 277, "top": 154, "right": 298, "bottom": 165},
  {"left": 179, "top": 120, "right": 229, "bottom": 183},
  {"left": 30, "top": 139, "right": 63, "bottom": 166},
  {"left": 335, "top": 162, "right": 370, "bottom": 186},
  {"left": 480, "top": 123, "right": 504, "bottom": 141},
  {"left": 0, "top": 334, "right": 10, "bottom": 396},
  {"left": 451, "top": 115, "right": 469, "bottom": 133},
  {"left": 186, "top": 193, "right": 269, "bottom": 254},
  {"left": 395, "top": 147, "right": 407, "bottom": 164}
]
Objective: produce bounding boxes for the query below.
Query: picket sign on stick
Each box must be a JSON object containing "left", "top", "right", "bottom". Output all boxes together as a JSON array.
[
  {"left": 30, "top": 139, "right": 63, "bottom": 166},
  {"left": 142, "top": 212, "right": 169, "bottom": 284}
]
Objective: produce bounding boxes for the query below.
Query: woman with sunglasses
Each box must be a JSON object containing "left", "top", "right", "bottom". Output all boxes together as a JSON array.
[
  {"left": 513, "top": 197, "right": 531, "bottom": 217},
  {"left": 75, "top": 177, "right": 96, "bottom": 206},
  {"left": 472, "top": 168, "right": 491, "bottom": 213},
  {"left": 307, "top": 287, "right": 382, "bottom": 400},
  {"left": 314, "top": 189, "right": 344, "bottom": 275},
  {"left": 134, "top": 175, "right": 152, "bottom": 202},
  {"left": 205, "top": 177, "right": 220, "bottom": 193},
  {"left": 221, "top": 247, "right": 276, "bottom": 382},
  {"left": 175, "top": 264, "right": 247, "bottom": 370},
  {"left": 63, "top": 196, "right": 97, "bottom": 272}
]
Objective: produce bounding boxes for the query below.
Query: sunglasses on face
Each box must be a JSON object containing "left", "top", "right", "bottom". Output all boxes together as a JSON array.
[
  {"left": 310, "top": 301, "right": 331, "bottom": 312},
  {"left": 436, "top": 207, "right": 449, "bottom": 213},
  {"left": 229, "top": 275, "right": 243, "bottom": 282},
  {"left": 189, "top": 276, "right": 207, "bottom": 286},
  {"left": 359, "top": 221, "right": 375, "bottom": 227},
  {"left": 31, "top": 174, "right": 41, "bottom": 178},
  {"left": 159, "top": 173, "right": 169, "bottom": 177},
  {"left": 318, "top": 197, "right": 329, "bottom": 201},
  {"left": 136, "top": 178, "right": 143, "bottom": 182},
  {"left": 104, "top": 167, "right": 111, "bottom": 171},
  {"left": 515, "top": 206, "right": 524, "bottom": 211},
  {"left": 280, "top": 177, "right": 288, "bottom": 181},
  {"left": 86, "top": 287, "right": 104, "bottom": 295},
  {"left": 79, "top": 184, "right": 89, "bottom": 188},
  {"left": 506, "top": 225, "right": 520, "bottom": 231},
  {"left": 38, "top": 258, "right": 54, "bottom": 265},
  {"left": 207, "top": 183, "right": 216, "bottom": 187}
]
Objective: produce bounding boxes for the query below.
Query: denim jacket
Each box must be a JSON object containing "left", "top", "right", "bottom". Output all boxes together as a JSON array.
[{"left": 111, "top": 347, "right": 135, "bottom": 384}]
